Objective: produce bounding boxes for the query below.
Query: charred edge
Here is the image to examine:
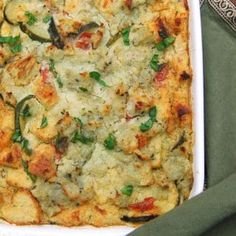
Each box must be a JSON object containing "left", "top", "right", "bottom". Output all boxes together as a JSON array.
[
  {"left": 48, "top": 18, "right": 65, "bottom": 49},
  {"left": 68, "top": 22, "right": 99, "bottom": 38},
  {"left": 77, "top": 22, "right": 99, "bottom": 36},
  {"left": 120, "top": 215, "right": 158, "bottom": 223},
  {"left": 180, "top": 71, "right": 191, "bottom": 81},
  {"left": 158, "top": 19, "right": 169, "bottom": 39},
  {"left": 55, "top": 135, "right": 69, "bottom": 154}
]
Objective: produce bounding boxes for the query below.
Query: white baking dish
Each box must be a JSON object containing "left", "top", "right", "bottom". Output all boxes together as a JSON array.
[{"left": 0, "top": 0, "right": 204, "bottom": 235}]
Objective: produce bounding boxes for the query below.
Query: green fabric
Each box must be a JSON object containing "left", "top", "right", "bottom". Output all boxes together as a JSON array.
[{"left": 129, "top": 2, "right": 236, "bottom": 236}]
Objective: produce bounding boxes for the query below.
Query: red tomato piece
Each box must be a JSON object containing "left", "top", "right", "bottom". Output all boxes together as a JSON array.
[
  {"left": 40, "top": 66, "right": 49, "bottom": 83},
  {"left": 135, "top": 101, "right": 145, "bottom": 110},
  {"left": 135, "top": 134, "right": 148, "bottom": 149},
  {"left": 129, "top": 197, "right": 155, "bottom": 212},
  {"left": 125, "top": 0, "right": 132, "bottom": 10},
  {"left": 76, "top": 32, "right": 92, "bottom": 50},
  {"left": 154, "top": 64, "right": 169, "bottom": 86}
]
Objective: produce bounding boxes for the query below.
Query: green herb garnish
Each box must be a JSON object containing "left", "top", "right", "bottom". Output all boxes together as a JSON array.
[
  {"left": 21, "top": 104, "right": 31, "bottom": 118},
  {"left": 25, "top": 11, "right": 37, "bottom": 25},
  {"left": 156, "top": 36, "right": 175, "bottom": 51},
  {"left": 10, "top": 43, "right": 22, "bottom": 53},
  {"left": 49, "top": 59, "right": 63, "bottom": 88},
  {"left": 0, "top": 35, "right": 22, "bottom": 53},
  {"left": 121, "top": 185, "right": 133, "bottom": 196},
  {"left": 164, "top": 36, "right": 175, "bottom": 46},
  {"left": 89, "top": 71, "right": 109, "bottom": 87},
  {"left": 40, "top": 116, "right": 48, "bottom": 128},
  {"left": 104, "top": 133, "right": 117, "bottom": 150},
  {"left": 0, "top": 35, "right": 20, "bottom": 44},
  {"left": 139, "top": 106, "right": 157, "bottom": 132},
  {"left": 21, "top": 160, "right": 37, "bottom": 183},
  {"left": 140, "top": 119, "right": 154, "bottom": 132},
  {"left": 149, "top": 106, "right": 157, "bottom": 121},
  {"left": 156, "top": 41, "right": 166, "bottom": 51},
  {"left": 43, "top": 15, "right": 52, "bottom": 23},
  {"left": 150, "top": 54, "right": 159, "bottom": 72},
  {"left": 121, "top": 27, "right": 130, "bottom": 46},
  {"left": 71, "top": 131, "right": 93, "bottom": 144}
]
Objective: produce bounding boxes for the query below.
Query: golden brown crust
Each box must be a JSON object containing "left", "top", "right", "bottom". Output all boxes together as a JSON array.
[
  {"left": 1, "top": 189, "right": 42, "bottom": 225},
  {"left": 28, "top": 144, "right": 57, "bottom": 180}
]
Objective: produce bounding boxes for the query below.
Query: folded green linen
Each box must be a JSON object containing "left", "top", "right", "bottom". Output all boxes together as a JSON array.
[
  {"left": 129, "top": 2, "right": 236, "bottom": 235},
  {"left": 130, "top": 173, "right": 236, "bottom": 236}
]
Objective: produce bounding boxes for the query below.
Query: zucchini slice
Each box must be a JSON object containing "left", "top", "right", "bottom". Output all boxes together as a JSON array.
[
  {"left": 12, "top": 95, "right": 36, "bottom": 155},
  {"left": 20, "top": 23, "right": 52, "bottom": 43},
  {"left": 77, "top": 22, "right": 99, "bottom": 36},
  {"left": 4, "top": 0, "right": 27, "bottom": 25}
]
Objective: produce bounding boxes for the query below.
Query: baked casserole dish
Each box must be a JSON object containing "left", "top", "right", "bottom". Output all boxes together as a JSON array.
[{"left": 0, "top": 0, "right": 193, "bottom": 226}]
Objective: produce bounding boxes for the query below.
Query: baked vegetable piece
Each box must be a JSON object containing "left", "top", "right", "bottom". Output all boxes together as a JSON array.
[{"left": 0, "top": 0, "right": 193, "bottom": 227}]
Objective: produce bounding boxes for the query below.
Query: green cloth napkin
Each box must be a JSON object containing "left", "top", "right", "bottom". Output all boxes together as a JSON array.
[{"left": 129, "top": 2, "right": 236, "bottom": 236}]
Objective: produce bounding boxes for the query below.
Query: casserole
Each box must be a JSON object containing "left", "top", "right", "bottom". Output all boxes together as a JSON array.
[{"left": 0, "top": 0, "right": 204, "bottom": 235}]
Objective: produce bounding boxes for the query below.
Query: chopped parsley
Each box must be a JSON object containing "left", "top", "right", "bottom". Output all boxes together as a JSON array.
[
  {"left": 139, "top": 106, "right": 157, "bottom": 132},
  {"left": 140, "top": 119, "right": 154, "bottom": 132},
  {"left": 25, "top": 11, "right": 37, "bottom": 26},
  {"left": 89, "top": 71, "right": 109, "bottom": 87},
  {"left": 150, "top": 54, "right": 159, "bottom": 72},
  {"left": 104, "top": 133, "right": 117, "bottom": 150},
  {"left": 10, "top": 43, "right": 22, "bottom": 53},
  {"left": 121, "top": 27, "right": 130, "bottom": 46},
  {"left": 149, "top": 106, "right": 157, "bottom": 122},
  {"left": 40, "top": 116, "right": 48, "bottom": 128},
  {"left": 0, "top": 35, "right": 22, "bottom": 53},
  {"left": 43, "top": 15, "right": 52, "bottom": 23},
  {"left": 121, "top": 185, "right": 133, "bottom": 196},
  {"left": 156, "top": 36, "right": 176, "bottom": 51},
  {"left": 0, "top": 35, "right": 20, "bottom": 44}
]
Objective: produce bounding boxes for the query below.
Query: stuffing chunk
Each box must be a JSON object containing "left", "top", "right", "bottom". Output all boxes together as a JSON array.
[
  {"left": 7, "top": 56, "right": 39, "bottom": 86},
  {"left": 28, "top": 144, "right": 57, "bottom": 180}
]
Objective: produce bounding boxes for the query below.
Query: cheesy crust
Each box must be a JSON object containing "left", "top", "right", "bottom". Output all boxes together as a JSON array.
[{"left": 0, "top": 0, "right": 193, "bottom": 227}]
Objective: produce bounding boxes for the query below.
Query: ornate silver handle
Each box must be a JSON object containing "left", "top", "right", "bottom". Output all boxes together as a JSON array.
[{"left": 208, "top": 0, "right": 236, "bottom": 32}]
